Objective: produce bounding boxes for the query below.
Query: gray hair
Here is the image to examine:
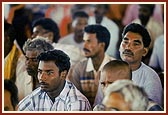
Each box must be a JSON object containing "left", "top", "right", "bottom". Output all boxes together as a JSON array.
[
  {"left": 104, "top": 80, "right": 148, "bottom": 111},
  {"left": 23, "top": 37, "right": 54, "bottom": 54}
]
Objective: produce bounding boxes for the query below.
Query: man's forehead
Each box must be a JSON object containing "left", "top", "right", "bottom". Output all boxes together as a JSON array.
[
  {"left": 83, "top": 33, "right": 96, "bottom": 40},
  {"left": 124, "top": 31, "right": 143, "bottom": 40}
]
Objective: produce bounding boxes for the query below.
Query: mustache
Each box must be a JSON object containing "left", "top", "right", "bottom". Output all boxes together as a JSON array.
[
  {"left": 123, "top": 49, "right": 134, "bottom": 56},
  {"left": 39, "top": 82, "right": 48, "bottom": 86},
  {"left": 83, "top": 48, "right": 90, "bottom": 53}
]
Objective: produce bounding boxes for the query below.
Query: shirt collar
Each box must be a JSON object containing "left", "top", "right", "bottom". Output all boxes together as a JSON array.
[{"left": 86, "top": 54, "right": 114, "bottom": 72}]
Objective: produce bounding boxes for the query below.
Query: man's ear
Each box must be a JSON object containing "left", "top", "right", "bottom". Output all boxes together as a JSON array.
[
  {"left": 60, "top": 70, "right": 67, "bottom": 80},
  {"left": 142, "top": 47, "right": 149, "bottom": 57}
]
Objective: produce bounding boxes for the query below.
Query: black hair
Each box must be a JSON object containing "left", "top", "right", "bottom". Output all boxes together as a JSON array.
[
  {"left": 4, "top": 22, "right": 16, "bottom": 43},
  {"left": 37, "top": 49, "right": 71, "bottom": 73},
  {"left": 122, "top": 23, "right": 151, "bottom": 48},
  {"left": 84, "top": 24, "right": 110, "bottom": 51},
  {"left": 4, "top": 79, "right": 19, "bottom": 110},
  {"left": 72, "top": 10, "right": 89, "bottom": 20},
  {"left": 32, "top": 18, "right": 60, "bottom": 43}
]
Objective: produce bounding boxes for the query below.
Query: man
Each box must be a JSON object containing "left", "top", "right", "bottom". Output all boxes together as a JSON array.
[
  {"left": 31, "top": 17, "right": 84, "bottom": 66},
  {"left": 69, "top": 24, "right": 115, "bottom": 107},
  {"left": 94, "top": 60, "right": 131, "bottom": 106},
  {"left": 4, "top": 79, "right": 19, "bottom": 111},
  {"left": 16, "top": 38, "right": 54, "bottom": 101},
  {"left": 132, "top": 4, "right": 163, "bottom": 64},
  {"left": 18, "top": 49, "right": 91, "bottom": 111},
  {"left": 58, "top": 10, "right": 89, "bottom": 50},
  {"left": 119, "top": 23, "right": 163, "bottom": 106},
  {"left": 93, "top": 60, "right": 163, "bottom": 111},
  {"left": 99, "top": 80, "right": 149, "bottom": 111},
  {"left": 31, "top": 17, "right": 60, "bottom": 43},
  {"left": 88, "top": 4, "right": 119, "bottom": 58}
]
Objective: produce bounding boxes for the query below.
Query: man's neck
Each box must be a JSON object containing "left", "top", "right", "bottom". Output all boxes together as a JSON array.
[
  {"left": 47, "top": 80, "right": 65, "bottom": 102},
  {"left": 92, "top": 53, "right": 105, "bottom": 71},
  {"left": 130, "top": 62, "right": 142, "bottom": 71}
]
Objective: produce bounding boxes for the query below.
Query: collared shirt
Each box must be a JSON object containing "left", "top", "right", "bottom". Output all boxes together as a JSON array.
[
  {"left": 18, "top": 81, "right": 91, "bottom": 111},
  {"left": 71, "top": 54, "right": 115, "bottom": 107}
]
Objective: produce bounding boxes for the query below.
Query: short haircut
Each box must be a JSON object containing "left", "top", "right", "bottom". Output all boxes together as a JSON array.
[
  {"left": 72, "top": 10, "right": 89, "bottom": 20},
  {"left": 104, "top": 79, "right": 148, "bottom": 111},
  {"left": 4, "top": 79, "right": 19, "bottom": 110},
  {"left": 122, "top": 23, "right": 151, "bottom": 48},
  {"left": 32, "top": 18, "right": 60, "bottom": 43},
  {"left": 37, "top": 49, "right": 71, "bottom": 73},
  {"left": 102, "top": 60, "right": 132, "bottom": 80},
  {"left": 84, "top": 24, "right": 110, "bottom": 51},
  {"left": 23, "top": 37, "right": 54, "bottom": 54}
]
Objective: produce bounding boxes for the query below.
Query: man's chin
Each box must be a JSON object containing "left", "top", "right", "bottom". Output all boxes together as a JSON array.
[{"left": 122, "top": 56, "right": 133, "bottom": 63}]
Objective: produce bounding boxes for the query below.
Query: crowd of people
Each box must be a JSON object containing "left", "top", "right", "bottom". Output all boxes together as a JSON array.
[{"left": 3, "top": 3, "right": 164, "bottom": 111}]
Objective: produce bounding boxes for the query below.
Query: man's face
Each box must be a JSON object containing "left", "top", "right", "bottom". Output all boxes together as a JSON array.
[
  {"left": 119, "top": 31, "right": 148, "bottom": 65},
  {"left": 25, "top": 50, "right": 39, "bottom": 77},
  {"left": 37, "top": 61, "right": 63, "bottom": 93},
  {"left": 4, "top": 90, "right": 14, "bottom": 111},
  {"left": 139, "top": 5, "right": 151, "bottom": 18},
  {"left": 83, "top": 33, "right": 102, "bottom": 58},
  {"left": 31, "top": 25, "right": 53, "bottom": 43},
  {"left": 73, "top": 17, "right": 88, "bottom": 42},
  {"left": 100, "top": 67, "right": 130, "bottom": 95}
]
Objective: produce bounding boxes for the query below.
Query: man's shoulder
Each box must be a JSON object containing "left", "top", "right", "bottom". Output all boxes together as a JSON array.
[{"left": 135, "top": 62, "right": 159, "bottom": 77}]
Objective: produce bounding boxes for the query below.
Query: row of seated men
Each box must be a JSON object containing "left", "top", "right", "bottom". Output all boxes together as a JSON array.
[{"left": 4, "top": 21, "right": 164, "bottom": 111}]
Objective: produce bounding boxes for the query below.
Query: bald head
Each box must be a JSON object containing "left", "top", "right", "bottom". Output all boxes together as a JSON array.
[{"left": 100, "top": 60, "right": 132, "bottom": 94}]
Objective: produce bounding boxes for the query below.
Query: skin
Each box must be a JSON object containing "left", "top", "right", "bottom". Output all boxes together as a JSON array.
[
  {"left": 100, "top": 67, "right": 130, "bottom": 94},
  {"left": 73, "top": 17, "right": 88, "bottom": 43},
  {"left": 38, "top": 60, "right": 66, "bottom": 101},
  {"left": 119, "top": 31, "right": 148, "bottom": 71},
  {"left": 25, "top": 50, "right": 39, "bottom": 77},
  {"left": 102, "top": 92, "right": 131, "bottom": 111},
  {"left": 4, "top": 90, "right": 14, "bottom": 111},
  {"left": 31, "top": 25, "right": 54, "bottom": 43},
  {"left": 83, "top": 33, "right": 105, "bottom": 71},
  {"left": 25, "top": 50, "right": 40, "bottom": 89}
]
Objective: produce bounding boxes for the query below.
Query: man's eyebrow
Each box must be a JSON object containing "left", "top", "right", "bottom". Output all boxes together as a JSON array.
[
  {"left": 123, "top": 37, "right": 129, "bottom": 40},
  {"left": 134, "top": 40, "right": 142, "bottom": 44}
]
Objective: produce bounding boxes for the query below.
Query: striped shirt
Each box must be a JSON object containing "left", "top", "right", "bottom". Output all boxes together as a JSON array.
[
  {"left": 71, "top": 54, "right": 115, "bottom": 107},
  {"left": 18, "top": 81, "right": 91, "bottom": 111}
]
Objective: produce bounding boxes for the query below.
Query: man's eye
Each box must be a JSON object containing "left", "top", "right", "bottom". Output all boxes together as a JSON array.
[
  {"left": 123, "top": 40, "right": 128, "bottom": 44},
  {"left": 47, "top": 71, "right": 53, "bottom": 75}
]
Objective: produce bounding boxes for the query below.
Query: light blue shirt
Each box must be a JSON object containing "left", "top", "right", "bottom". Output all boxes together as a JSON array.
[
  {"left": 132, "top": 62, "right": 163, "bottom": 106},
  {"left": 149, "top": 35, "right": 164, "bottom": 71}
]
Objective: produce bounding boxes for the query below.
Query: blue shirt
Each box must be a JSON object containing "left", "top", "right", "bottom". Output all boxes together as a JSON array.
[{"left": 18, "top": 81, "right": 91, "bottom": 111}]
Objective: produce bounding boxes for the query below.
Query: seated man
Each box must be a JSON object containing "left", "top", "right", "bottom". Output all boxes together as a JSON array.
[
  {"left": 94, "top": 60, "right": 163, "bottom": 111},
  {"left": 18, "top": 49, "right": 91, "bottom": 111},
  {"left": 4, "top": 79, "right": 19, "bottom": 111},
  {"left": 97, "top": 80, "right": 149, "bottom": 111}
]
